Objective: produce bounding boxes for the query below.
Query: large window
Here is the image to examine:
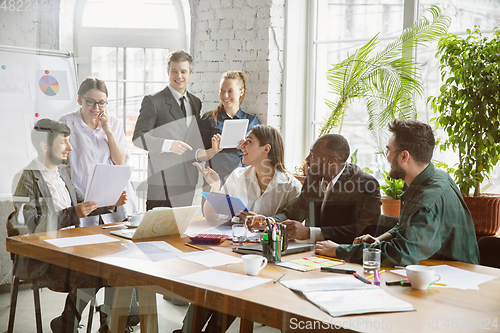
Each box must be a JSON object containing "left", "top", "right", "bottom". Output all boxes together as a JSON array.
[
  {"left": 310, "top": 0, "right": 500, "bottom": 189},
  {"left": 76, "top": 0, "right": 188, "bottom": 210}
]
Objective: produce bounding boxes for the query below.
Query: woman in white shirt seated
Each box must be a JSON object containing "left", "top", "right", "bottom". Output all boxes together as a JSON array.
[{"left": 195, "top": 124, "right": 302, "bottom": 221}]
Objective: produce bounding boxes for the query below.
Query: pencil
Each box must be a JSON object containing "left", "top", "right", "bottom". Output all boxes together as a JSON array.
[
  {"left": 274, "top": 272, "right": 285, "bottom": 284},
  {"left": 184, "top": 243, "right": 204, "bottom": 251},
  {"left": 432, "top": 283, "right": 447, "bottom": 286},
  {"left": 313, "top": 254, "right": 345, "bottom": 263},
  {"left": 367, "top": 270, "right": 385, "bottom": 279}
]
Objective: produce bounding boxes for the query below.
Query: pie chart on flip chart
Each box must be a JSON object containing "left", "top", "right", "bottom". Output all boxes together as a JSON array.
[{"left": 39, "top": 75, "right": 60, "bottom": 96}]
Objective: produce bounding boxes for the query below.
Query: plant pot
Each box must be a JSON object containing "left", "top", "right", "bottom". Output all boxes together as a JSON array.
[
  {"left": 294, "top": 175, "right": 306, "bottom": 185},
  {"left": 463, "top": 195, "right": 500, "bottom": 238},
  {"left": 381, "top": 196, "right": 400, "bottom": 217}
]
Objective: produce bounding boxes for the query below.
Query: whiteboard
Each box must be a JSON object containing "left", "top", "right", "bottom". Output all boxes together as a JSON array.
[{"left": 0, "top": 45, "right": 79, "bottom": 197}]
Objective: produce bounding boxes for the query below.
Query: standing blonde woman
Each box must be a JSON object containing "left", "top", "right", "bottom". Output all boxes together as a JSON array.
[{"left": 199, "top": 71, "right": 260, "bottom": 184}]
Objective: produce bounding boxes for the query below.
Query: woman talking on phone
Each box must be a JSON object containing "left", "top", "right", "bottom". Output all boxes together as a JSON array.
[{"left": 59, "top": 77, "right": 136, "bottom": 226}]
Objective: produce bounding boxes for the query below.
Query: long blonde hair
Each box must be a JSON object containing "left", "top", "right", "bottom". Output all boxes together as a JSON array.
[{"left": 205, "top": 71, "right": 247, "bottom": 122}]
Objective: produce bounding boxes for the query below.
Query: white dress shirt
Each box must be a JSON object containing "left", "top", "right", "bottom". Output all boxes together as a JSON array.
[
  {"left": 161, "top": 85, "right": 195, "bottom": 153},
  {"left": 220, "top": 166, "right": 302, "bottom": 217},
  {"left": 34, "top": 159, "right": 71, "bottom": 211},
  {"left": 60, "top": 110, "right": 136, "bottom": 226}
]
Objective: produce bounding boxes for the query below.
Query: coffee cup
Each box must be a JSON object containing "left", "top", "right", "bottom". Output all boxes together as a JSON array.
[
  {"left": 242, "top": 255, "right": 268, "bottom": 276},
  {"left": 406, "top": 265, "right": 441, "bottom": 290},
  {"left": 128, "top": 213, "right": 144, "bottom": 226}
]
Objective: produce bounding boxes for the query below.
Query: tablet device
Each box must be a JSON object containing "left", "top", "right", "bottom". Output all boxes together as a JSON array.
[
  {"left": 201, "top": 192, "right": 248, "bottom": 218},
  {"left": 219, "top": 119, "right": 249, "bottom": 149}
]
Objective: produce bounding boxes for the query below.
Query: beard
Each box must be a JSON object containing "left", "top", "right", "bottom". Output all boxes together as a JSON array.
[
  {"left": 48, "top": 150, "right": 68, "bottom": 166},
  {"left": 389, "top": 162, "right": 405, "bottom": 180}
]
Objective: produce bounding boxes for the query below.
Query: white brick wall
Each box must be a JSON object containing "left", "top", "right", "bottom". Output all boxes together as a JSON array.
[{"left": 190, "top": 0, "right": 285, "bottom": 125}]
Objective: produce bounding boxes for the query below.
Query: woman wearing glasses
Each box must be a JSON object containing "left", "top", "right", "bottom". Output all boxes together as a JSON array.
[{"left": 59, "top": 77, "right": 136, "bottom": 227}]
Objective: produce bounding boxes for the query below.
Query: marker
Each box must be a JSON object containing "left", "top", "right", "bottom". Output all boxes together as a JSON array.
[
  {"left": 321, "top": 267, "right": 356, "bottom": 274},
  {"left": 385, "top": 278, "right": 409, "bottom": 286},
  {"left": 274, "top": 272, "right": 285, "bottom": 284},
  {"left": 367, "top": 270, "right": 385, "bottom": 279},
  {"left": 184, "top": 243, "right": 204, "bottom": 251},
  {"left": 313, "top": 254, "right": 345, "bottom": 263},
  {"left": 374, "top": 270, "right": 381, "bottom": 286},
  {"left": 353, "top": 273, "right": 371, "bottom": 284}
]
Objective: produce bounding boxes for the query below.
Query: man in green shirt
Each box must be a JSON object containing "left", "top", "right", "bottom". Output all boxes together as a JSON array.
[{"left": 315, "top": 119, "right": 480, "bottom": 266}]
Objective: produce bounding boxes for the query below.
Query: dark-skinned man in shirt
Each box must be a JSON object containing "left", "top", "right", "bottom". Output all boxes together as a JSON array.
[{"left": 315, "top": 119, "right": 480, "bottom": 266}]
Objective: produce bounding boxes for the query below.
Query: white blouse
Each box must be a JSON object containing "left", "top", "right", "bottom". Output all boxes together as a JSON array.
[
  {"left": 220, "top": 166, "right": 302, "bottom": 217},
  {"left": 59, "top": 110, "right": 136, "bottom": 225}
]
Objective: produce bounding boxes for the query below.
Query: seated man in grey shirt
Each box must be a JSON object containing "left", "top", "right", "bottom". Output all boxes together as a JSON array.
[{"left": 12, "top": 119, "right": 127, "bottom": 333}]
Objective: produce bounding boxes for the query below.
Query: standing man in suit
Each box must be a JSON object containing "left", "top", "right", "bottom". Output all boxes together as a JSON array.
[{"left": 133, "top": 50, "right": 203, "bottom": 210}]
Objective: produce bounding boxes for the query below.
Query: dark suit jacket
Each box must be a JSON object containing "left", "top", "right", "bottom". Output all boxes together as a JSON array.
[
  {"left": 12, "top": 159, "right": 110, "bottom": 280},
  {"left": 132, "top": 86, "right": 203, "bottom": 192},
  {"left": 272, "top": 163, "right": 381, "bottom": 243}
]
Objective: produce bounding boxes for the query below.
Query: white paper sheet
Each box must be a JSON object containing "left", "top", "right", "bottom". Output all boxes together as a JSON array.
[
  {"left": 179, "top": 269, "right": 271, "bottom": 291},
  {"left": 45, "top": 234, "right": 119, "bottom": 247},
  {"left": 102, "top": 241, "right": 183, "bottom": 261},
  {"left": 219, "top": 119, "right": 249, "bottom": 148},
  {"left": 391, "top": 265, "right": 498, "bottom": 290},
  {"left": 85, "top": 164, "right": 133, "bottom": 207},
  {"left": 180, "top": 249, "right": 242, "bottom": 267}
]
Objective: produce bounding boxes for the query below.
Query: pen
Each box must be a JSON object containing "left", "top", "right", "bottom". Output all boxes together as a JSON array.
[
  {"left": 320, "top": 267, "right": 356, "bottom": 274},
  {"left": 374, "top": 270, "right": 381, "bottom": 286},
  {"left": 102, "top": 222, "right": 129, "bottom": 229},
  {"left": 367, "top": 270, "right": 385, "bottom": 279},
  {"left": 99, "top": 110, "right": 105, "bottom": 117},
  {"left": 386, "top": 278, "right": 410, "bottom": 285},
  {"left": 353, "top": 273, "right": 371, "bottom": 284},
  {"left": 313, "top": 254, "right": 345, "bottom": 263},
  {"left": 184, "top": 243, "right": 204, "bottom": 251},
  {"left": 274, "top": 272, "right": 285, "bottom": 283}
]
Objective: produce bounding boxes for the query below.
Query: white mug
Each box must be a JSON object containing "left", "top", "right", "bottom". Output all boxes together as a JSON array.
[
  {"left": 128, "top": 213, "right": 144, "bottom": 226},
  {"left": 242, "top": 255, "right": 268, "bottom": 276},
  {"left": 406, "top": 265, "right": 441, "bottom": 290}
]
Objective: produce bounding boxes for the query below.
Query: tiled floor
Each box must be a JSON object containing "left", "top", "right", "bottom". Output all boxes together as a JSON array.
[{"left": 0, "top": 284, "right": 278, "bottom": 333}]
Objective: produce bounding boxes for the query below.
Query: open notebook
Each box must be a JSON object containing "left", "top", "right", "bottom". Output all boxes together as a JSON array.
[{"left": 111, "top": 205, "right": 200, "bottom": 240}]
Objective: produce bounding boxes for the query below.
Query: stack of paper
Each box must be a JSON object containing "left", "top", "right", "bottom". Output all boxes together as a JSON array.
[
  {"left": 276, "top": 256, "right": 344, "bottom": 272},
  {"left": 281, "top": 276, "right": 414, "bottom": 317},
  {"left": 391, "top": 265, "right": 497, "bottom": 290}
]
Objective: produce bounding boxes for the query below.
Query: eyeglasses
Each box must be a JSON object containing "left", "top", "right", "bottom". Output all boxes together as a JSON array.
[
  {"left": 384, "top": 148, "right": 403, "bottom": 158},
  {"left": 82, "top": 96, "right": 108, "bottom": 109}
]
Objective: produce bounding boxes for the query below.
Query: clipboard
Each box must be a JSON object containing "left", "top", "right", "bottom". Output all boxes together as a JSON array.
[
  {"left": 201, "top": 192, "right": 248, "bottom": 217},
  {"left": 219, "top": 119, "right": 249, "bottom": 148}
]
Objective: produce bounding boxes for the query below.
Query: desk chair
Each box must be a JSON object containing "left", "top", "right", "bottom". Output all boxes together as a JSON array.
[
  {"left": 6, "top": 211, "right": 97, "bottom": 333},
  {"left": 478, "top": 236, "right": 500, "bottom": 269}
]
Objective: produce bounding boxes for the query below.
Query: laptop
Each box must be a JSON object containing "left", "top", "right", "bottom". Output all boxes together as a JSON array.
[{"left": 111, "top": 205, "right": 200, "bottom": 240}]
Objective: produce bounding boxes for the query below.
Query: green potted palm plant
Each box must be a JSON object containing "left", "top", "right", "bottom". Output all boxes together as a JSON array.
[
  {"left": 380, "top": 170, "right": 405, "bottom": 217},
  {"left": 320, "top": 6, "right": 450, "bottom": 145},
  {"left": 429, "top": 26, "right": 500, "bottom": 237}
]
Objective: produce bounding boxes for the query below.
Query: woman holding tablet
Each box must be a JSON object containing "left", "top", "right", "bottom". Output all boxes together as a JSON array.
[
  {"left": 194, "top": 124, "right": 302, "bottom": 221},
  {"left": 198, "top": 71, "right": 260, "bottom": 184}
]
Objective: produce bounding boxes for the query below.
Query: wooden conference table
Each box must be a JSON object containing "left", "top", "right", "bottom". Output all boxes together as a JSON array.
[{"left": 6, "top": 217, "right": 500, "bottom": 333}]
